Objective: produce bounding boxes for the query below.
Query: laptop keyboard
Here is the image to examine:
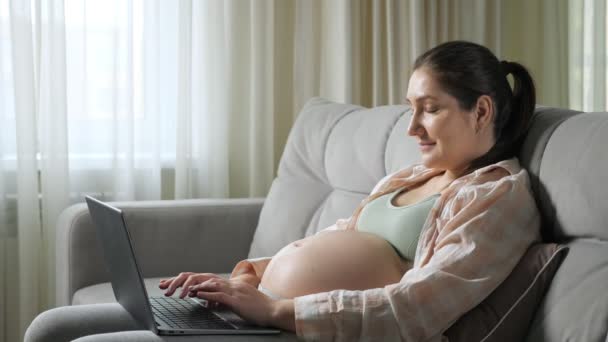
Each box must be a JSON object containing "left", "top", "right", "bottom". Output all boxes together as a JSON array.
[{"left": 150, "top": 296, "right": 236, "bottom": 330}]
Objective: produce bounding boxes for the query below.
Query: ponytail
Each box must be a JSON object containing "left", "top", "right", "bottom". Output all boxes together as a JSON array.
[
  {"left": 466, "top": 61, "right": 536, "bottom": 173},
  {"left": 502, "top": 61, "right": 536, "bottom": 149}
]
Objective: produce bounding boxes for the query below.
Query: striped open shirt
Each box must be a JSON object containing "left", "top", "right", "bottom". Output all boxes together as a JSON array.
[{"left": 232, "top": 157, "right": 541, "bottom": 341}]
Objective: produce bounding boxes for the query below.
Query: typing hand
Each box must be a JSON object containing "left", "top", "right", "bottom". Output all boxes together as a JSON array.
[
  {"left": 189, "top": 278, "right": 295, "bottom": 331},
  {"left": 159, "top": 272, "right": 224, "bottom": 299}
]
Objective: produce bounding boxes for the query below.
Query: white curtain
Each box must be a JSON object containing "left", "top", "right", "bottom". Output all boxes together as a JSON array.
[
  {"left": 0, "top": 0, "right": 280, "bottom": 340},
  {"left": 0, "top": 0, "right": 605, "bottom": 340},
  {"left": 568, "top": 0, "right": 607, "bottom": 111}
]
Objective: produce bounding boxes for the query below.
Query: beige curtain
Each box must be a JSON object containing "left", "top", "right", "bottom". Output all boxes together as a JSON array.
[
  {"left": 501, "top": 0, "right": 570, "bottom": 109},
  {"left": 293, "top": 0, "right": 504, "bottom": 112},
  {"left": 292, "top": 0, "right": 581, "bottom": 112}
]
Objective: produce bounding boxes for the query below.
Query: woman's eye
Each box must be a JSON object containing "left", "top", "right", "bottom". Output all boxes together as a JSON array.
[{"left": 425, "top": 107, "right": 439, "bottom": 113}]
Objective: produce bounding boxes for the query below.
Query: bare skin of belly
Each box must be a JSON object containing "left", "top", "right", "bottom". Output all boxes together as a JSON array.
[{"left": 259, "top": 230, "right": 413, "bottom": 299}]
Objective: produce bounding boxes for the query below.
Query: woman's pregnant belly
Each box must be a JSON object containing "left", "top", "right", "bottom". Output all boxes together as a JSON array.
[{"left": 259, "top": 230, "right": 412, "bottom": 299}]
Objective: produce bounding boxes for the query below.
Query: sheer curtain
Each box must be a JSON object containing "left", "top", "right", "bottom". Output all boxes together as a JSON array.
[
  {"left": 568, "top": 0, "right": 607, "bottom": 111},
  {"left": 1, "top": 0, "right": 281, "bottom": 340},
  {"left": 0, "top": 0, "right": 606, "bottom": 341}
]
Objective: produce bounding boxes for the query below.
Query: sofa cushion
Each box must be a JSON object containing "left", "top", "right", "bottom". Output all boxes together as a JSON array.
[
  {"left": 516, "top": 106, "right": 580, "bottom": 241},
  {"left": 534, "top": 113, "right": 608, "bottom": 242},
  {"left": 524, "top": 112, "right": 608, "bottom": 340},
  {"left": 445, "top": 243, "right": 568, "bottom": 342}
]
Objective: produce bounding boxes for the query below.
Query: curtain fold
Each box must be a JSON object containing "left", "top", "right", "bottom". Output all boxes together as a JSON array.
[
  {"left": 500, "top": 0, "right": 570, "bottom": 109},
  {"left": 568, "top": 0, "right": 607, "bottom": 111},
  {"left": 0, "top": 0, "right": 606, "bottom": 341},
  {"left": 9, "top": 0, "right": 44, "bottom": 338},
  {"left": 38, "top": 0, "right": 69, "bottom": 330},
  {"left": 294, "top": 0, "right": 503, "bottom": 109}
]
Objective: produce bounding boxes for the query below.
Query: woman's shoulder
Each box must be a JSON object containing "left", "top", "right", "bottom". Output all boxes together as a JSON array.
[
  {"left": 454, "top": 158, "right": 534, "bottom": 203},
  {"left": 466, "top": 157, "right": 525, "bottom": 185},
  {"left": 472, "top": 166, "right": 511, "bottom": 185}
]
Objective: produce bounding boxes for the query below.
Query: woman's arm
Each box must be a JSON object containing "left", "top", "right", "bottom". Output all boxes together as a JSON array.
[{"left": 272, "top": 299, "right": 296, "bottom": 331}]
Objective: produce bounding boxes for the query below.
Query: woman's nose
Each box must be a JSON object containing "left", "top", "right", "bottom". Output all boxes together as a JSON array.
[{"left": 407, "top": 113, "right": 423, "bottom": 137}]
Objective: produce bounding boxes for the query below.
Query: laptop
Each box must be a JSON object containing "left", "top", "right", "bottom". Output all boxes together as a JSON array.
[{"left": 85, "top": 196, "right": 281, "bottom": 335}]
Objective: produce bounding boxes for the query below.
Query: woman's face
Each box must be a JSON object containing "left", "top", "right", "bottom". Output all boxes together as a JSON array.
[{"left": 405, "top": 67, "right": 494, "bottom": 173}]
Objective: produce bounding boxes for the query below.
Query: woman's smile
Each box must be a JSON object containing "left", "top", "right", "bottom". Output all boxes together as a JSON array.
[{"left": 419, "top": 142, "right": 436, "bottom": 151}]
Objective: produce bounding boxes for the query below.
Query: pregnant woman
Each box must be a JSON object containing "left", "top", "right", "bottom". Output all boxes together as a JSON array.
[{"left": 160, "top": 40, "right": 542, "bottom": 341}]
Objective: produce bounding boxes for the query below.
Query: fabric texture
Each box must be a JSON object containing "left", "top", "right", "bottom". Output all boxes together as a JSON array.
[
  {"left": 445, "top": 243, "right": 569, "bottom": 342},
  {"left": 25, "top": 303, "right": 299, "bottom": 342},
  {"left": 519, "top": 111, "right": 608, "bottom": 342},
  {"left": 534, "top": 113, "right": 608, "bottom": 241},
  {"left": 24, "top": 304, "right": 140, "bottom": 342},
  {"left": 235, "top": 157, "right": 541, "bottom": 341}
]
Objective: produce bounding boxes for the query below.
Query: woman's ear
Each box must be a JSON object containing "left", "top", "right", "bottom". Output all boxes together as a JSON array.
[{"left": 474, "top": 95, "right": 494, "bottom": 134}]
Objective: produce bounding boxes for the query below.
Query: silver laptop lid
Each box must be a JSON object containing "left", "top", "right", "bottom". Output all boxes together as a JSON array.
[{"left": 85, "top": 196, "right": 158, "bottom": 334}]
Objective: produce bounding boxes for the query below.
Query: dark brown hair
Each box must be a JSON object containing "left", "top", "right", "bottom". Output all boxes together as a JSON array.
[{"left": 413, "top": 40, "right": 536, "bottom": 175}]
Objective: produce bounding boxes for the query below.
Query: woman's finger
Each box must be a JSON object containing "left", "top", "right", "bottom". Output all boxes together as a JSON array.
[
  {"left": 193, "top": 282, "right": 276, "bottom": 327},
  {"left": 164, "top": 272, "right": 192, "bottom": 296},
  {"left": 158, "top": 278, "right": 174, "bottom": 289},
  {"left": 191, "top": 278, "right": 229, "bottom": 293},
  {"left": 179, "top": 274, "right": 207, "bottom": 299}
]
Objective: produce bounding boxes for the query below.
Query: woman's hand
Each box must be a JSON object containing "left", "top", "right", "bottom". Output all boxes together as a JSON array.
[
  {"left": 159, "top": 272, "right": 224, "bottom": 299},
  {"left": 189, "top": 278, "right": 296, "bottom": 331}
]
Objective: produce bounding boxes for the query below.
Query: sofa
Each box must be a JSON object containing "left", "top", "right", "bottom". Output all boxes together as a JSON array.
[{"left": 34, "top": 97, "right": 607, "bottom": 341}]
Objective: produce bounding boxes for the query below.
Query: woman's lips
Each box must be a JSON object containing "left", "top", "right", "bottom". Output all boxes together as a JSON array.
[{"left": 419, "top": 142, "right": 436, "bottom": 151}]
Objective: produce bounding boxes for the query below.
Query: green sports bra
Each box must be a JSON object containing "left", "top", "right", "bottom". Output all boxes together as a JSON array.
[{"left": 357, "top": 187, "right": 440, "bottom": 260}]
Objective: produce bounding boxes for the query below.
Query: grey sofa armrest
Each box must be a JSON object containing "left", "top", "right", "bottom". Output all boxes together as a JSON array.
[{"left": 56, "top": 198, "right": 265, "bottom": 306}]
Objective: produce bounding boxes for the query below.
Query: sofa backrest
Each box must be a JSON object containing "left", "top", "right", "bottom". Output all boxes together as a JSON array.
[
  {"left": 249, "top": 98, "right": 414, "bottom": 257},
  {"left": 522, "top": 111, "right": 608, "bottom": 341},
  {"left": 249, "top": 97, "right": 608, "bottom": 341}
]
